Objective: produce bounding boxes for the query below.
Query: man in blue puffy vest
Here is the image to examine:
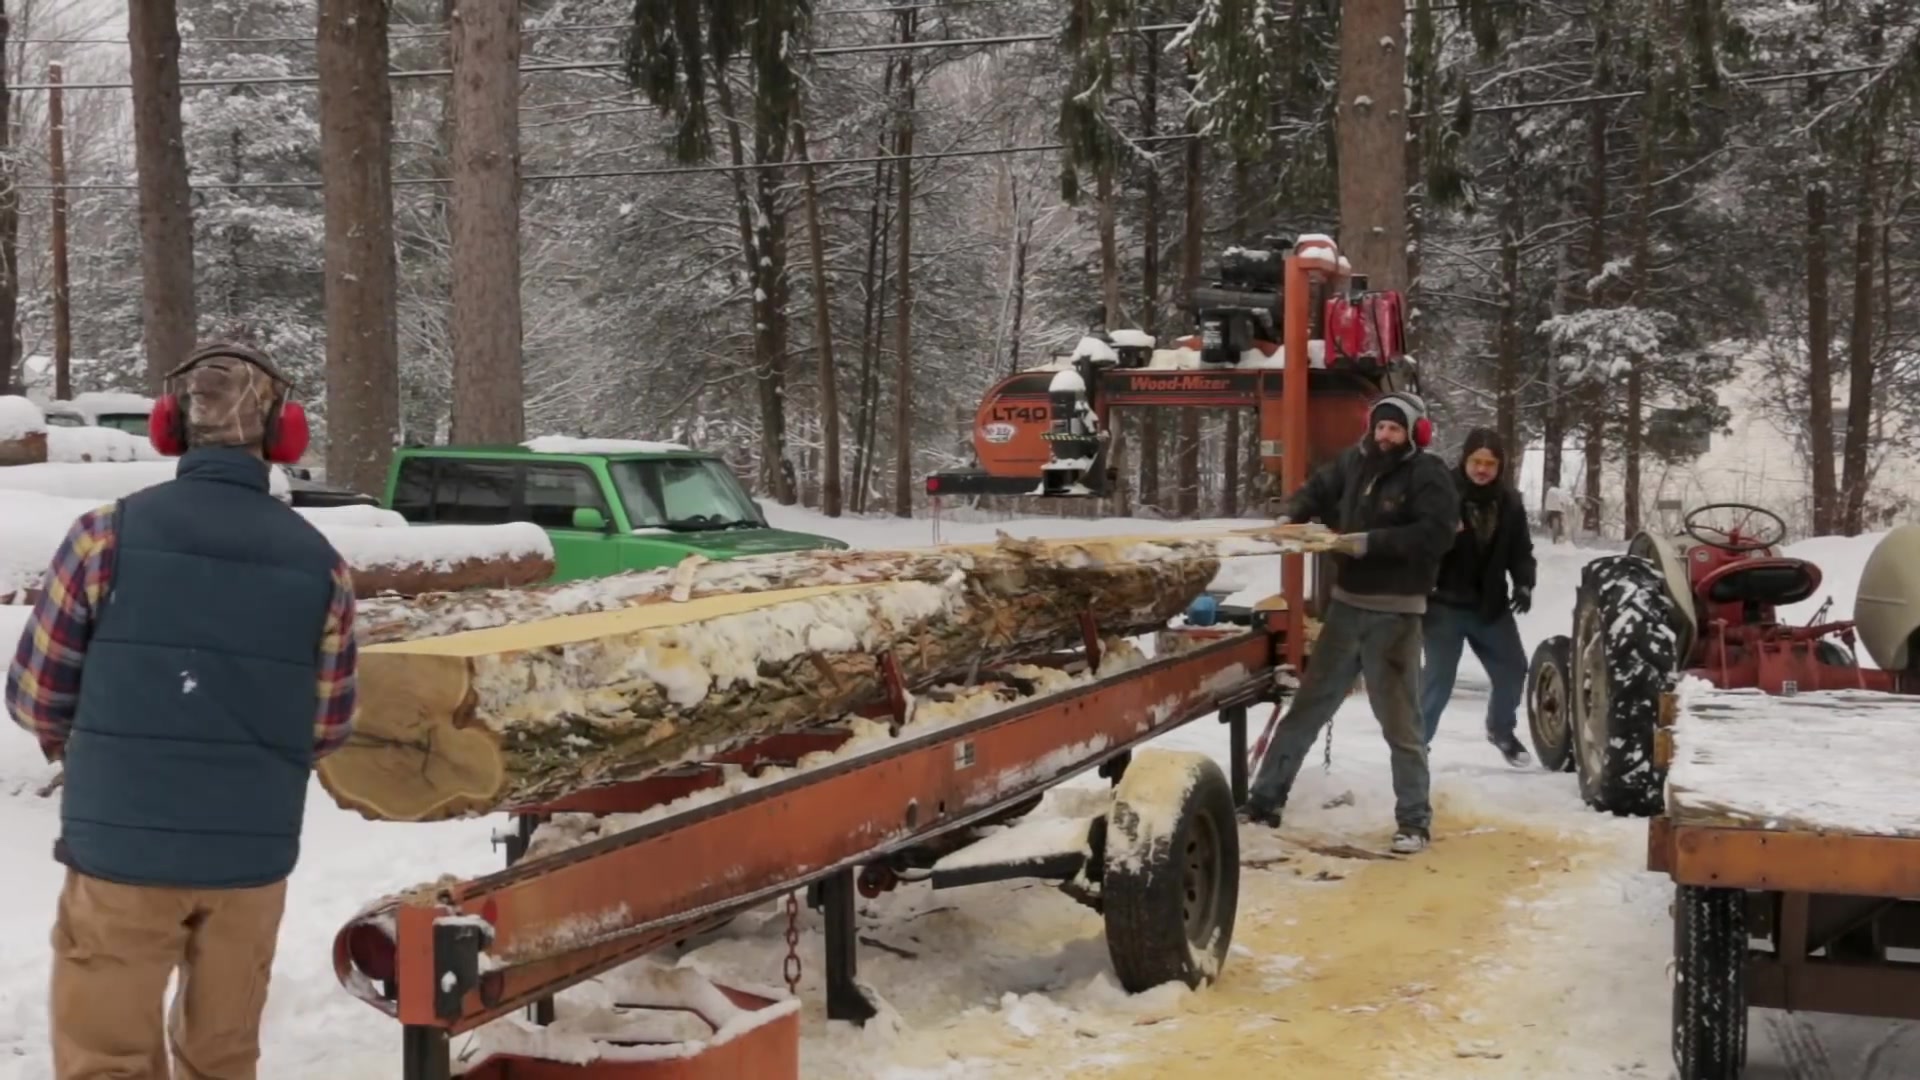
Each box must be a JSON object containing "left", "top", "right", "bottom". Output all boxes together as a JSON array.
[{"left": 6, "top": 342, "right": 357, "bottom": 1080}]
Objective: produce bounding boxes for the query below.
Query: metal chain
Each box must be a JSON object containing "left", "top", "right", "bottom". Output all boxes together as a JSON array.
[
  {"left": 1322, "top": 721, "right": 1334, "bottom": 773},
  {"left": 782, "top": 892, "right": 802, "bottom": 994}
]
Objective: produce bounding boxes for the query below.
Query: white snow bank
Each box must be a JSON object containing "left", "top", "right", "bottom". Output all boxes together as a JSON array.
[
  {"left": 323, "top": 522, "right": 552, "bottom": 570},
  {"left": 0, "top": 395, "right": 46, "bottom": 440},
  {"left": 296, "top": 504, "right": 407, "bottom": 529},
  {"left": 45, "top": 426, "right": 163, "bottom": 463},
  {"left": 1668, "top": 678, "right": 1920, "bottom": 837},
  {"left": 0, "top": 460, "right": 291, "bottom": 500},
  {"left": 524, "top": 435, "right": 690, "bottom": 455},
  {"left": 0, "top": 491, "right": 102, "bottom": 595},
  {"left": 0, "top": 604, "right": 29, "bottom": 645}
]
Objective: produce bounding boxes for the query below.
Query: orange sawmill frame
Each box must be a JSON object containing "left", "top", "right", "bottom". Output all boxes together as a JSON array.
[{"left": 335, "top": 253, "right": 1336, "bottom": 1080}]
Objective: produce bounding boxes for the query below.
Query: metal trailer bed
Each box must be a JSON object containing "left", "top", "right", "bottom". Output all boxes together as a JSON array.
[{"left": 1648, "top": 683, "right": 1920, "bottom": 1079}]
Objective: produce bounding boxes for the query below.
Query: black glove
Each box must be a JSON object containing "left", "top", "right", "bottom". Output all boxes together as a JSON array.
[{"left": 1510, "top": 585, "right": 1532, "bottom": 615}]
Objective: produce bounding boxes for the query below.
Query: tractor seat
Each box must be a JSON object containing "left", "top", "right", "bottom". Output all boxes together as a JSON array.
[{"left": 1696, "top": 557, "right": 1822, "bottom": 608}]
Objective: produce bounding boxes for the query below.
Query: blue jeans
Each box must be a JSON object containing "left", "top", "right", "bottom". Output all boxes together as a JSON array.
[
  {"left": 1248, "top": 600, "right": 1431, "bottom": 832},
  {"left": 1418, "top": 602, "right": 1528, "bottom": 745}
]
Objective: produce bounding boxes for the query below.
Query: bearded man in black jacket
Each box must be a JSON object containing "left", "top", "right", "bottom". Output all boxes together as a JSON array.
[
  {"left": 1244, "top": 391, "right": 1458, "bottom": 855},
  {"left": 1417, "top": 427, "right": 1537, "bottom": 766}
]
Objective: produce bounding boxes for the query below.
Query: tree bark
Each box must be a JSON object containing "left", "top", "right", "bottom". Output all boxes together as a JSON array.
[
  {"left": 1336, "top": 0, "right": 1408, "bottom": 291},
  {"left": 1495, "top": 131, "right": 1522, "bottom": 457},
  {"left": 320, "top": 527, "right": 1335, "bottom": 822},
  {"left": 1840, "top": 136, "right": 1876, "bottom": 536},
  {"left": 1177, "top": 54, "right": 1203, "bottom": 517},
  {"left": 318, "top": 0, "right": 401, "bottom": 494},
  {"left": 0, "top": 6, "right": 17, "bottom": 396},
  {"left": 891, "top": 11, "right": 917, "bottom": 518},
  {"left": 1806, "top": 183, "right": 1836, "bottom": 535},
  {"left": 1098, "top": 165, "right": 1121, "bottom": 327},
  {"left": 46, "top": 61, "right": 68, "bottom": 400},
  {"left": 1580, "top": 65, "right": 1611, "bottom": 536},
  {"left": 128, "top": 0, "right": 196, "bottom": 390},
  {"left": 448, "top": 0, "right": 524, "bottom": 445},
  {"left": 1138, "top": 38, "right": 1162, "bottom": 508},
  {"left": 796, "top": 116, "right": 840, "bottom": 518}
]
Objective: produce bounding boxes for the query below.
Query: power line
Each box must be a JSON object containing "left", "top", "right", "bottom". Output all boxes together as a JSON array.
[{"left": 3, "top": 23, "right": 1190, "bottom": 91}]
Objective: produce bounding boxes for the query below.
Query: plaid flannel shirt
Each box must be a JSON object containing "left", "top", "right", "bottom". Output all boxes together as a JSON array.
[{"left": 4, "top": 503, "right": 358, "bottom": 763}]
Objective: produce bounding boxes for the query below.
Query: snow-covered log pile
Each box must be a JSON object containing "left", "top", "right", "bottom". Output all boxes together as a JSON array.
[
  {"left": 0, "top": 480, "right": 555, "bottom": 602},
  {"left": 317, "top": 525, "right": 1334, "bottom": 823},
  {"left": 0, "top": 396, "right": 48, "bottom": 465}
]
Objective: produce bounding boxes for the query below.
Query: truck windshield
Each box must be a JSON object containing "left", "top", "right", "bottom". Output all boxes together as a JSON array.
[{"left": 607, "top": 458, "right": 766, "bottom": 532}]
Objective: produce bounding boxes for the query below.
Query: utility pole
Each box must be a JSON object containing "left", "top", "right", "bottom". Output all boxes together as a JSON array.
[{"left": 48, "top": 60, "right": 70, "bottom": 400}]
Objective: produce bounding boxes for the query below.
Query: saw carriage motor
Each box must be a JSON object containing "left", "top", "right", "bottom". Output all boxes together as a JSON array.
[
  {"left": 1189, "top": 242, "right": 1286, "bottom": 365},
  {"left": 1038, "top": 364, "right": 1106, "bottom": 496}
]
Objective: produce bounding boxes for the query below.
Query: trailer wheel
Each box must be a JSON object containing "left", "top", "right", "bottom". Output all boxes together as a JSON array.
[
  {"left": 1672, "top": 885, "right": 1748, "bottom": 1080},
  {"left": 1525, "top": 635, "right": 1575, "bottom": 773},
  {"left": 1571, "top": 555, "right": 1679, "bottom": 816},
  {"left": 1101, "top": 750, "right": 1239, "bottom": 993}
]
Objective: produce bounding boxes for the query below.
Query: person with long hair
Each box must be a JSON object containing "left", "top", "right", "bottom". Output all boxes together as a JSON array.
[{"left": 1419, "top": 427, "right": 1536, "bottom": 767}]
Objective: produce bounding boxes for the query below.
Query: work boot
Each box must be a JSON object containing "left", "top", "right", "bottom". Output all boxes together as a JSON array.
[
  {"left": 1237, "top": 803, "right": 1282, "bottom": 829},
  {"left": 1488, "top": 731, "right": 1531, "bottom": 769},
  {"left": 1390, "top": 826, "right": 1430, "bottom": 855}
]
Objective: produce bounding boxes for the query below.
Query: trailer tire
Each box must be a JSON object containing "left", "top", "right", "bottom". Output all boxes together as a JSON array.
[
  {"left": 1101, "top": 750, "right": 1239, "bottom": 993},
  {"left": 1571, "top": 554, "right": 1678, "bottom": 816},
  {"left": 1672, "top": 885, "right": 1747, "bottom": 1080},
  {"left": 1525, "top": 635, "right": 1576, "bottom": 773}
]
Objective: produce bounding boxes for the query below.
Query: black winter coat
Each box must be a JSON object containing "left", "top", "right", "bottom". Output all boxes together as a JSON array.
[
  {"left": 1431, "top": 484, "right": 1537, "bottom": 622},
  {"left": 1280, "top": 443, "right": 1458, "bottom": 600}
]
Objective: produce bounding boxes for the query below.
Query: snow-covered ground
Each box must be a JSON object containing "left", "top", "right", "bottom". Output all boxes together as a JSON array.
[{"left": 2, "top": 509, "right": 1916, "bottom": 1078}]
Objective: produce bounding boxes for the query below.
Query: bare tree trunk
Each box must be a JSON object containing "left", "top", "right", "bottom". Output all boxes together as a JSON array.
[
  {"left": 1840, "top": 137, "right": 1876, "bottom": 536},
  {"left": 47, "top": 60, "right": 69, "bottom": 398},
  {"left": 448, "top": 0, "right": 523, "bottom": 444},
  {"left": 0, "top": 7, "right": 19, "bottom": 395},
  {"left": 796, "top": 114, "right": 840, "bottom": 518},
  {"left": 1008, "top": 211, "right": 1030, "bottom": 374},
  {"left": 1176, "top": 53, "right": 1203, "bottom": 518},
  {"left": 1580, "top": 76, "right": 1611, "bottom": 536},
  {"left": 128, "top": 0, "right": 195, "bottom": 388},
  {"left": 1336, "top": 0, "right": 1408, "bottom": 290},
  {"left": 1622, "top": 82, "right": 1657, "bottom": 540},
  {"left": 1806, "top": 183, "right": 1836, "bottom": 535},
  {"left": 317, "top": 0, "right": 400, "bottom": 490},
  {"left": 891, "top": 10, "right": 917, "bottom": 519},
  {"left": 1495, "top": 133, "right": 1521, "bottom": 457},
  {"left": 1138, "top": 38, "right": 1161, "bottom": 509},
  {"left": 1098, "top": 165, "right": 1121, "bottom": 327},
  {"left": 851, "top": 154, "right": 890, "bottom": 514}
]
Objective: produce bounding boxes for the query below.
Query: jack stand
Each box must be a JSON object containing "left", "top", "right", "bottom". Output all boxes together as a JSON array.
[
  {"left": 503, "top": 814, "right": 558, "bottom": 1027},
  {"left": 1222, "top": 705, "right": 1249, "bottom": 805},
  {"left": 819, "top": 868, "right": 879, "bottom": 1024},
  {"left": 402, "top": 1026, "right": 450, "bottom": 1080}
]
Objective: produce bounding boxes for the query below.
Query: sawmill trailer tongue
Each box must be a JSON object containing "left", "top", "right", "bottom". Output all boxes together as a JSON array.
[{"left": 331, "top": 241, "right": 1376, "bottom": 1079}]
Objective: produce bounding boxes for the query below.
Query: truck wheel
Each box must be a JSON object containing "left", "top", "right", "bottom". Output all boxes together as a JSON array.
[
  {"left": 1101, "top": 750, "right": 1240, "bottom": 992},
  {"left": 1571, "top": 554, "right": 1679, "bottom": 816},
  {"left": 1672, "top": 885, "right": 1747, "bottom": 1080},
  {"left": 1526, "top": 635, "right": 1575, "bottom": 773}
]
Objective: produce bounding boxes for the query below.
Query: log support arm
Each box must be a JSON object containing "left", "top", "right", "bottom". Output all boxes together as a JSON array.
[
  {"left": 1221, "top": 704, "right": 1249, "bottom": 805},
  {"left": 811, "top": 868, "right": 879, "bottom": 1025},
  {"left": 402, "top": 1027, "right": 450, "bottom": 1080}
]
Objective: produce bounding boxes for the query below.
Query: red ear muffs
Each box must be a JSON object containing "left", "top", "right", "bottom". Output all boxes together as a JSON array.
[
  {"left": 1412, "top": 416, "right": 1433, "bottom": 448},
  {"left": 148, "top": 395, "right": 188, "bottom": 456},
  {"left": 264, "top": 400, "right": 310, "bottom": 465}
]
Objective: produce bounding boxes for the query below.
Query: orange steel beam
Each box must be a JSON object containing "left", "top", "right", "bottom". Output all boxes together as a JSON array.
[
  {"left": 1658, "top": 824, "right": 1920, "bottom": 899},
  {"left": 340, "top": 631, "right": 1279, "bottom": 1034},
  {"left": 1278, "top": 254, "right": 1313, "bottom": 672}
]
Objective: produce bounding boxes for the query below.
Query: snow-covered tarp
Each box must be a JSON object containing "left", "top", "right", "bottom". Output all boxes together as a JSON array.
[
  {"left": 0, "top": 396, "right": 47, "bottom": 441},
  {"left": 1666, "top": 677, "right": 1920, "bottom": 837}
]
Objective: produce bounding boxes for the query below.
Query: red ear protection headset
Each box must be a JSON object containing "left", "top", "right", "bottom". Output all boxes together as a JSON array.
[
  {"left": 1369, "top": 392, "right": 1433, "bottom": 448},
  {"left": 148, "top": 343, "right": 311, "bottom": 465}
]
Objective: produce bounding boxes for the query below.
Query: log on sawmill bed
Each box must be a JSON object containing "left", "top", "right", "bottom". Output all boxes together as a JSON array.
[
  {"left": 1665, "top": 683, "right": 1920, "bottom": 838},
  {"left": 319, "top": 527, "right": 1331, "bottom": 823}
]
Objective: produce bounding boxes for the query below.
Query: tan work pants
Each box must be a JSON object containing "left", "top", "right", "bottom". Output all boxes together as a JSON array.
[{"left": 49, "top": 868, "right": 288, "bottom": 1080}]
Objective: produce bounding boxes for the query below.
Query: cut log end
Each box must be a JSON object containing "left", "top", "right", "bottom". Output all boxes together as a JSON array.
[
  {"left": 0, "top": 432, "right": 49, "bottom": 467},
  {"left": 349, "top": 550, "right": 554, "bottom": 599},
  {"left": 317, "top": 652, "right": 506, "bottom": 822}
]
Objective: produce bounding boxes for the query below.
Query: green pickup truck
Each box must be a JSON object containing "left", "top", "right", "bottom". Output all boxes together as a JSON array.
[{"left": 382, "top": 439, "right": 847, "bottom": 582}]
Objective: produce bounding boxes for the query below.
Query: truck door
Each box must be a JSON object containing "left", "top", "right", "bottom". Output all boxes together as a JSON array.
[{"left": 523, "top": 462, "right": 624, "bottom": 582}]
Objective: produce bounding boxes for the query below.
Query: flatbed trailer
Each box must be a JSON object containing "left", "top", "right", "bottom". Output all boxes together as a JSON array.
[
  {"left": 1648, "top": 682, "right": 1920, "bottom": 1079},
  {"left": 333, "top": 612, "right": 1299, "bottom": 1079}
]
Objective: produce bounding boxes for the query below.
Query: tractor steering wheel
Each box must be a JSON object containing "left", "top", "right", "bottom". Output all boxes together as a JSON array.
[{"left": 1683, "top": 502, "right": 1787, "bottom": 553}]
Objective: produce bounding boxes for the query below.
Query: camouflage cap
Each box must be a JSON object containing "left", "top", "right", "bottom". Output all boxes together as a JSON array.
[{"left": 167, "top": 342, "right": 295, "bottom": 450}]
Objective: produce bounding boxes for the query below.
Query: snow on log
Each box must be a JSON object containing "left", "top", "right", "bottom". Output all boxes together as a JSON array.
[
  {"left": 0, "top": 460, "right": 293, "bottom": 500},
  {"left": 323, "top": 523, "right": 555, "bottom": 597},
  {"left": 0, "top": 395, "right": 48, "bottom": 465},
  {"left": 0, "top": 487, "right": 554, "bottom": 600},
  {"left": 297, "top": 504, "right": 408, "bottom": 529},
  {"left": 353, "top": 524, "right": 1331, "bottom": 646},
  {"left": 44, "top": 426, "right": 164, "bottom": 463},
  {"left": 316, "top": 526, "right": 1334, "bottom": 823}
]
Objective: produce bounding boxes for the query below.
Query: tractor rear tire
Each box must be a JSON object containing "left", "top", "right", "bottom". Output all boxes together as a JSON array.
[
  {"left": 1526, "top": 635, "right": 1575, "bottom": 773},
  {"left": 1672, "top": 885, "right": 1748, "bottom": 1080},
  {"left": 1571, "top": 554, "right": 1679, "bottom": 816}
]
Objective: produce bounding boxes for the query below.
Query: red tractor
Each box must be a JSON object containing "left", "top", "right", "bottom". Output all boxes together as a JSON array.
[{"left": 1525, "top": 502, "right": 1920, "bottom": 815}]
